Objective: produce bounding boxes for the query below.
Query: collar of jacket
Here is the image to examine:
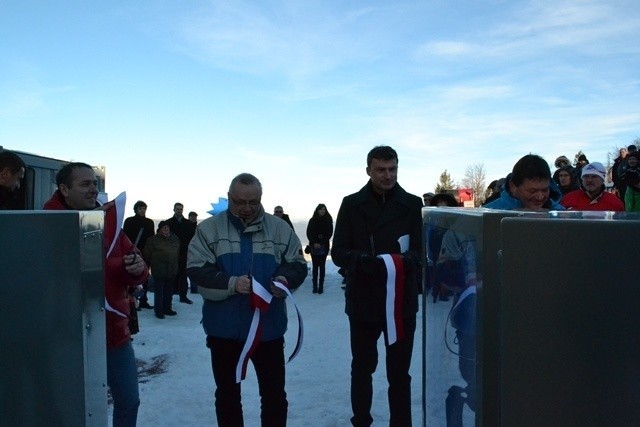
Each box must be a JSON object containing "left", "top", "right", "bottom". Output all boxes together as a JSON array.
[
  {"left": 352, "top": 181, "right": 401, "bottom": 204},
  {"left": 227, "top": 206, "right": 266, "bottom": 233},
  {"left": 580, "top": 184, "right": 605, "bottom": 202},
  {"left": 351, "top": 181, "right": 415, "bottom": 228}
]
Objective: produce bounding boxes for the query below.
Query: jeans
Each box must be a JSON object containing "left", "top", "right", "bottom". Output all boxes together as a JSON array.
[
  {"left": 107, "top": 341, "right": 140, "bottom": 427},
  {"left": 206, "top": 336, "right": 288, "bottom": 427},
  {"left": 349, "top": 316, "right": 416, "bottom": 427}
]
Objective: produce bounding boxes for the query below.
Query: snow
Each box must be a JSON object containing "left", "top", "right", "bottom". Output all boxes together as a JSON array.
[{"left": 123, "top": 260, "right": 427, "bottom": 426}]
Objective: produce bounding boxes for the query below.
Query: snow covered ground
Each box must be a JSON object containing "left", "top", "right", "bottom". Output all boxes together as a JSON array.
[{"left": 122, "top": 260, "right": 427, "bottom": 426}]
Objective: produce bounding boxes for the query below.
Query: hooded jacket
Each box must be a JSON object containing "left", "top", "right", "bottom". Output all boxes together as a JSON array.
[
  {"left": 44, "top": 190, "right": 149, "bottom": 348},
  {"left": 553, "top": 165, "right": 580, "bottom": 195},
  {"left": 483, "top": 174, "right": 565, "bottom": 211}
]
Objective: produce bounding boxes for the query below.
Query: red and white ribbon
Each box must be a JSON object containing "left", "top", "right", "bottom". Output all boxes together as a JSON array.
[
  {"left": 103, "top": 192, "right": 130, "bottom": 317},
  {"left": 274, "top": 282, "right": 304, "bottom": 364},
  {"left": 235, "top": 279, "right": 304, "bottom": 383},
  {"left": 104, "top": 191, "right": 127, "bottom": 258},
  {"left": 378, "top": 254, "right": 405, "bottom": 345}
]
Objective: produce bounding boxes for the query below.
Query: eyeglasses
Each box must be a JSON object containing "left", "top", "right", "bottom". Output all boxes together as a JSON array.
[{"left": 229, "top": 196, "right": 261, "bottom": 208}]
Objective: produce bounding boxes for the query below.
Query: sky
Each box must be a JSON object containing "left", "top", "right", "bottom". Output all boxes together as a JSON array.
[
  {"left": 125, "top": 261, "right": 469, "bottom": 426},
  {"left": 2, "top": 0, "right": 639, "bottom": 221}
]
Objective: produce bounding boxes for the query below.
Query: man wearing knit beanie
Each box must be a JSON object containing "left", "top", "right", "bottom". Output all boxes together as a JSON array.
[{"left": 561, "top": 162, "right": 624, "bottom": 211}]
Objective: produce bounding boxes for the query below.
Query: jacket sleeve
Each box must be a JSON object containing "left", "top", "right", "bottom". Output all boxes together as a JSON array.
[
  {"left": 122, "top": 218, "right": 135, "bottom": 242},
  {"left": 186, "top": 224, "right": 236, "bottom": 301},
  {"left": 331, "top": 196, "right": 364, "bottom": 269},
  {"left": 305, "top": 219, "right": 314, "bottom": 243},
  {"left": 274, "top": 224, "right": 307, "bottom": 290},
  {"left": 142, "top": 237, "right": 154, "bottom": 265},
  {"left": 403, "top": 197, "right": 424, "bottom": 284}
]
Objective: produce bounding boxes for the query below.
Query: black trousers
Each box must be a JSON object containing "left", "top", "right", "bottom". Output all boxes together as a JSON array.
[
  {"left": 349, "top": 316, "right": 416, "bottom": 427},
  {"left": 310, "top": 254, "right": 328, "bottom": 286},
  {"left": 174, "top": 251, "right": 188, "bottom": 298},
  {"left": 206, "top": 336, "right": 288, "bottom": 427}
]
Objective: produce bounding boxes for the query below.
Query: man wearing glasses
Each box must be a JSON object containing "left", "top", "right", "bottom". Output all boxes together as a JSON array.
[
  {"left": 187, "top": 173, "right": 307, "bottom": 427},
  {"left": 273, "top": 205, "right": 294, "bottom": 229}
]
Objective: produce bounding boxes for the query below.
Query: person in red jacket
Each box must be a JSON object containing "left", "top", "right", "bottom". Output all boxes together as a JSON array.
[
  {"left": 561, "top": 162, "right": 625, "bottom": 211},
  {"left": 44, "top": 162, "right": 149, "bottom": 427}
]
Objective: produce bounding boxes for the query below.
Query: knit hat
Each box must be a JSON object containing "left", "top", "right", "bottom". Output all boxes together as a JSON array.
[
  {"left": 581, "top": 162, "right": 606, "bottom": 181},
  {"left": 554, "top": 155, "right": 570, "bottom": 168}
]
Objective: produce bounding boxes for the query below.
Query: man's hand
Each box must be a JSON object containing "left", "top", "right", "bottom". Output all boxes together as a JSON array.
[
  {"left": 123, "top": 253, "right": 146, "bottom": 276},
  {"left": 359, "top": 253, "right": 382, "bottom": 274},
  {"left": 271, "top": 276, "right": 288, "bottom": 298},
  {"left": 235, "top": 275, "right": 252, "bottom": 294}
]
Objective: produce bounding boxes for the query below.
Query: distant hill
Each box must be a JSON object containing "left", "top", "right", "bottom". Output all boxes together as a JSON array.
[
  {"left": 292, "top": 220, "right": 308, "bottom": 244},
  {"left": 150, "top": 217, "right": 316, "bottom": 252}
]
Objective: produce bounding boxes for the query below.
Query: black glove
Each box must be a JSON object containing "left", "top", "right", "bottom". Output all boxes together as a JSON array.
[{"left": 359, "top": 253, "right": 381, "bottom": 274}]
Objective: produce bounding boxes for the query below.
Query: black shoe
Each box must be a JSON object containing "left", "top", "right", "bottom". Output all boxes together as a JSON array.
[
  {"left": 180, "top": 297, "right": 193, "bottom": 304},
  {"left": 139, "top": 301, "right": 154, "bottom": 309},
  {"left": 312, "top": 287, "right": 318, "bottom": 294},
  {"left": 165, "top": 310, "right": 177, "bottom": 316},
  {"left": 155, "top": 313, "right": 165, "bottom": 319},
  {"left": 318, "top": 288, "right": 323, "bottom": 294}
]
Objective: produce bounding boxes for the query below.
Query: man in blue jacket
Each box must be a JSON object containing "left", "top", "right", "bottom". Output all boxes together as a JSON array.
[
  {"left": 332, "top": 145, "right": 423, "bottom": 426},
  {"left": 187, "top": 173, "right": 307, "bottom": 427},
  {"left": 484, "top": 154, "right": 564, "bottom": 211}
]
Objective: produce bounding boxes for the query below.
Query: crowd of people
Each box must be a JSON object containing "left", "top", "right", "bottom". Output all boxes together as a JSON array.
[
  {"left": 478, "top": 146, "right": 639, "bottom": 213},
  {"left": 2, "top": 143, "right": 639, "bottom": 427}
]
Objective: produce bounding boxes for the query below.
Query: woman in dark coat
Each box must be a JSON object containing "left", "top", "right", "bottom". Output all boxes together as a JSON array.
[
  {"left": 305, "top": 203, "right": 333, "bottom": 294},
  {"left": 143, "top": 221, "right": 180, "bottom": 319}
]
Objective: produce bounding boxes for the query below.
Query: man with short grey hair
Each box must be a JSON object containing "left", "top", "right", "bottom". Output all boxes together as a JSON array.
[{"left": 187, "top": 172, "right": 307, "bottom": 427}]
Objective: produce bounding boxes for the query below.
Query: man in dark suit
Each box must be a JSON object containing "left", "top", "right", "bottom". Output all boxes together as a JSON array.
[
  {"left": 123, "top": 200, "right": 156, "bottom": 309},
  {"left": 332, "top": 145, "right": 423, "bottom": 426},
  {"left": 166, "top": 202, "right": 193, "bottom": 304}
]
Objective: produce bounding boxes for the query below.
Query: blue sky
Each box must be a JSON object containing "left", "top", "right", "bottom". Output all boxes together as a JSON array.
[{"left": 2, "top": 1, "right": 639, "bottom": 221}]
